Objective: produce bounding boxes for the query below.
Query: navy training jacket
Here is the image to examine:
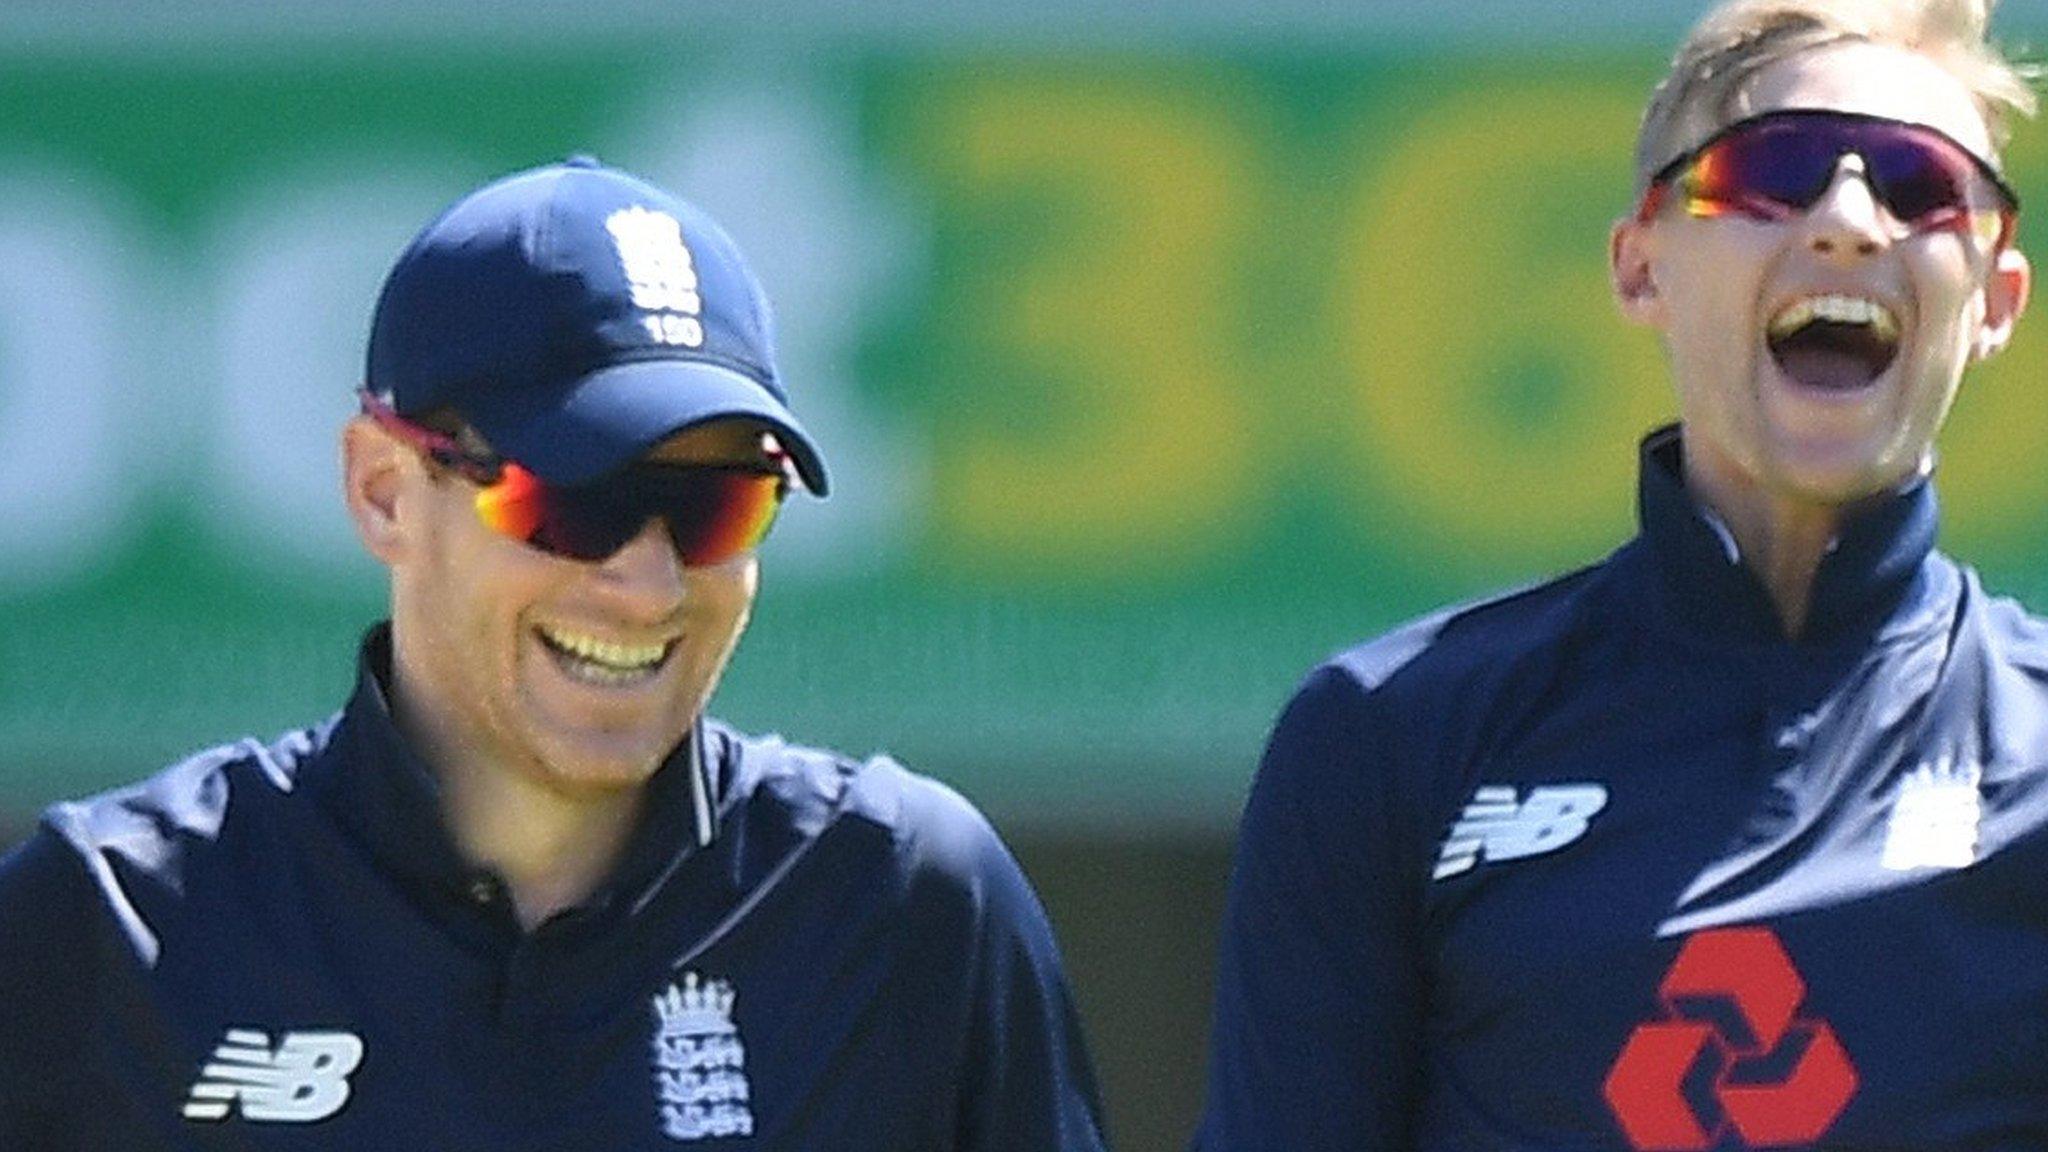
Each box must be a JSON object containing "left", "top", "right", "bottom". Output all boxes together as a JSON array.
[
  {"left": 0, "top": 628, "right": 1109, "bottom": 1151},
  {"left": 1197, "top": 427, "right": 2048, "bottom": 1151}
]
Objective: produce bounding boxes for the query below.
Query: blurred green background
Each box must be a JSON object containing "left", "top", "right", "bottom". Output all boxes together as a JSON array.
[{"left": 6, "top": 3, "right": 2048, "bottom": 1147}]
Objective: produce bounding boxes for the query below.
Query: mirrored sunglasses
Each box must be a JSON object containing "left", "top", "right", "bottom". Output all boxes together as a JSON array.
[
  {"left": 1637, "top": 109, "right": 2019, "bottom": 248},
  {"left": 359, "top": 390, "right": 791, "bottom": 566}
]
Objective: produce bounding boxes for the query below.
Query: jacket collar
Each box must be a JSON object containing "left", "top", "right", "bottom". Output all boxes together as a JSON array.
[
  {"left": 304, "top": 624, "right": 716, "bottom": 923},
  {"left": 1633, "top": 425, "right": 1943, "bottom": 647}
]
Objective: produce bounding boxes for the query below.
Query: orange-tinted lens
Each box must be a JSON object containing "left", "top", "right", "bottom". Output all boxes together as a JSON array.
[
  {"left": 357, "top": 391, "right": 788, "bottom": 565},
  {"left": 663, "top": 470, "right": 785, "bottom": 567},
  {"left": 474, "top": 462, "right": 548, "bottom": 542},
  {"left": 473, "top": 461, "right": 786, "bottom": 566}
]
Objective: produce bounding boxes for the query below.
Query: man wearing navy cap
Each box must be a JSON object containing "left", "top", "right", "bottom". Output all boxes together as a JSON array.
[{"left": 0, "top": 158, "right": 1108, "bottom": 1151}]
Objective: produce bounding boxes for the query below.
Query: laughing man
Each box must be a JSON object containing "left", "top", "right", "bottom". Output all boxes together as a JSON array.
[{"left": 1196, "top": 1, "right": 2048, "bottom": 1148}]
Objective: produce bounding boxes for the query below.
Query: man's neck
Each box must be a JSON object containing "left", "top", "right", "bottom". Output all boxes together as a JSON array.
[
  {"left": 434, "top": 757, "right": 645, "bottom": 931},
  {"left": 384, "top": 657, "right": 647, "bottom": 931},
  {"left": 1681, "top": 451, "right": 1862, "bottom": 641}
]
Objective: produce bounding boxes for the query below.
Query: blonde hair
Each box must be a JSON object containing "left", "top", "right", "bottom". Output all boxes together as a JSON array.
[{"left": 1636, "top": 0, "right": 2038, "bottom": 191}]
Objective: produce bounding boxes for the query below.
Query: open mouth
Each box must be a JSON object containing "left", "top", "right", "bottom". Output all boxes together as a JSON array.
[
  {"left": 1766, "top": 295, "right": 1901, "bottom": 392},
  {"left": 535, "top": 624, "right": 675, "bottom": 687}
]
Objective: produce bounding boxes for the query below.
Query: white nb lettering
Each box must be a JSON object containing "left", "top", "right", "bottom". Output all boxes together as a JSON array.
[
  {"left": 1434, "top": 783, "right": 1609, "bottom": 880},
  {"left": 183, "top": 1029, "right": 364, "bottom": 1124}
]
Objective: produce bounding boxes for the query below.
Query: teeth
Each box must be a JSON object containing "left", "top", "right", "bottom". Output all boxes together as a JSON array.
[
  {"left": 537, "top": 625, "right": 668, "bottom": 672},
  {"left": 1768, "top": 294, "right": 1901, "bottom": 343}
]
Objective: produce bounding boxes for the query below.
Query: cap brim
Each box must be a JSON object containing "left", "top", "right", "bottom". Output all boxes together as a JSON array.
[{"left": 474, "top": 360, "right": 830, "bottom": 494}]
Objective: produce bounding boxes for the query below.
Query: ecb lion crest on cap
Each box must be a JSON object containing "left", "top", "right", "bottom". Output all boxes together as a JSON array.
[{"left": 606, "top": 206, "right": 707, "bottom": 350}]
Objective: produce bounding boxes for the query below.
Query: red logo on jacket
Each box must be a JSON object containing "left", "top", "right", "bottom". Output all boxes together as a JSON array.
[{"left": 1603, "top": 927, "right": 1857, "bottom": 1150}]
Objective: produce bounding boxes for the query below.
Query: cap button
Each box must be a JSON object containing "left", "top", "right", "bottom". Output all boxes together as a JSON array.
[{"left": 562, "top": 153, "right": 603, "bottom": 169}]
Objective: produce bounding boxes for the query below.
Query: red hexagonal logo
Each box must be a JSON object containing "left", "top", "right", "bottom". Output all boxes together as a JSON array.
[{"left": 1603, "top": 927, "right": 1858, "bottom": 1150}]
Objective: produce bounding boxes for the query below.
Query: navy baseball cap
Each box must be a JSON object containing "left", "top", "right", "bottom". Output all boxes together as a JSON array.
[{"left": 365, "top": 156, "right": 828, "bottom": 495}]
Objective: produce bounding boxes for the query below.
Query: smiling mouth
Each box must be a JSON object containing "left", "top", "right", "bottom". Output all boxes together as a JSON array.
[
  {"left": 1766, "top": 295, "right": 1902, "bottom": 392},
  {"left": 535, "top": 624, "right": 675, "bottom": 687}
]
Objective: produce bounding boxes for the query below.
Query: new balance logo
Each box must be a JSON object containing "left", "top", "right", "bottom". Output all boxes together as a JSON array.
[
  {"left": 182, "top": 1029, "right": 364, "bottom": 1123},
  {"left": 1434, "top": 783, "right": 1609, "bottom": 880}
]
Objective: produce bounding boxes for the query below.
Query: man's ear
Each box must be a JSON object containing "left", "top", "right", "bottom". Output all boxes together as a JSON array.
[
  {"left": 342, "top": 416, "right": 410, "bottom": 566},
  {"left": 1973, "top": 245, "right": 2031, "bottom": 361},
  {"left": 1610, "top": 217, "right": 1665, "bottom": 327}
]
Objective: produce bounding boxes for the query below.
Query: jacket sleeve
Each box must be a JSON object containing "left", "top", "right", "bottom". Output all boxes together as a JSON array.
[
  {"left": 930, "top": 794, "right": 1110, "bottom": 1152},
  {"left": 1192, "top": 663, "right": 1425, "bottom": 1152},
  {"left": 0, "top": 828, "right": 97, "bottom": 1149}
]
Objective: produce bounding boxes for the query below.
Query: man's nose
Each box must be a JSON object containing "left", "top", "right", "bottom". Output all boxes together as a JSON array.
[
  {"left": 1802, "top": 154, "right": 1892, "bottom": 259},
  {"left": 591, "top": 517, "right": 687, "bottom": 612}
]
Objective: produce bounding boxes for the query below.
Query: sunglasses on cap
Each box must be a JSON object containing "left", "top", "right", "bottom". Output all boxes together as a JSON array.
[
  {"left": 358, "top": 390, "right": 793, "bottom": 567},
  {"left": 1636, "top": 109, "right": 2020, "bottom": 249}
]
